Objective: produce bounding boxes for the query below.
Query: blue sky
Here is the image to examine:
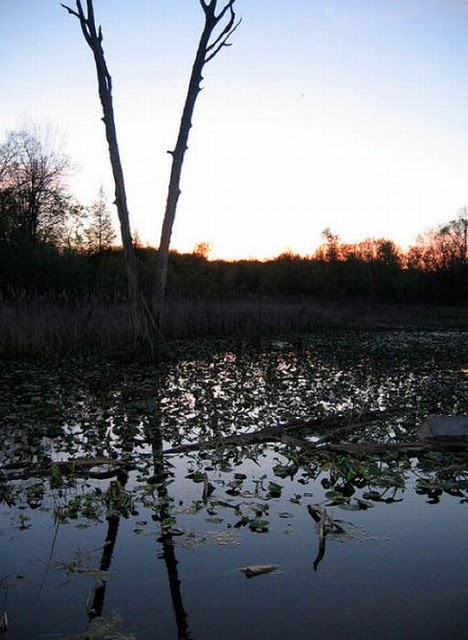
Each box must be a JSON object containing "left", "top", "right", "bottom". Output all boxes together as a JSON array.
[{"left": 2, "top": 0, "right": 468, "bottom": 259}]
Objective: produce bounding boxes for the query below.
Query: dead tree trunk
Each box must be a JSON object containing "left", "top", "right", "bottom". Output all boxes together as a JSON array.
[
  {"left": 152, "top": 0, "right": 240, "bottom": 330},
  {"left": 62, "top": 0, "right": 157, "bottom": 346}
]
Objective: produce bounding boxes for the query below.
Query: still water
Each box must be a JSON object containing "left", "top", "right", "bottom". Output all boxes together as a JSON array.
[
  {"left": 0, "top": 331, "right": 467, "bottom": 639},
  {"left": 1, "top": 455, "right": 467, "bottom": 640}
]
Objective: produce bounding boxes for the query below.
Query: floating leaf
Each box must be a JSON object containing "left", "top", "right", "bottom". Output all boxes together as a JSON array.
[
  {"left": 49, "top": 466, "right": 64, "bottom": 489},
  {"left": 248, "top": 518, "right": 269, "bottom": 533},
  {"left": 362, "top": 490, "right": 382, "bottom": 501},
  {"left": 273, "top": 464, "right": 297, "bottom": 479},
  {"left": 267, "top": 482, "right": 283, "bottom": 498},
  {"left": 186, "top": 471, "right": 206, "bottom": 483},
  {"left": 161, "top": 517, "right": 177, "bottom": 530},
  {"left": 355, "top": 498, "right": 374, "bottom": 510},
  {"left": 325, "top": 490, "right": 344, "bottom": 500}
]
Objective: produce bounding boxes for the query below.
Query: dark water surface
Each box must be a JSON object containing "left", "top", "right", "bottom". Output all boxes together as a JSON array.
[
  {"left": 0, "top": 331, "right": 467, "bottom": 639},
  {"left": 1, "top": 462, "right": 467, "bottom": 640}
]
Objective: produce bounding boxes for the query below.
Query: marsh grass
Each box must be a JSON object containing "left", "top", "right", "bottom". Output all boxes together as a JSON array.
[
  {"left": 0, "top": 297, "right": 132, "bottom": 356},
  {"left": 0, "top": 295, "right": 467, "bottom": 356}
]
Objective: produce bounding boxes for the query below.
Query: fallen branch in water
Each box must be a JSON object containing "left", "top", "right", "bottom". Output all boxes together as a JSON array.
[
  {"left": 163, "top": 412, "right": 379, "bottom": 455},
  {"left": 0, "top": 457, "right": 131, "bottom": 481},
  {"left": 2, "top": 418, "right": 466, "bottom": 484},
  {"left": 163, "top": 411, "right": 468, "bottom": 456},
  {"left": 308, "top": 504, "right": 345, "bottom": 571},
  {"left": 314, "top": 440, "right": 468, "bottom": 455}
]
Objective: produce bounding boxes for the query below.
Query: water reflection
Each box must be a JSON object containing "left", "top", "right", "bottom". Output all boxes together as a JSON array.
[
  {"left": 147, "top": 417, "right": 193, "bottom": 640},
  {"left": 59, "top": 400, "right": 195, "bottom": 637},
  {"left": 88, "top": 513, "right": 120, "bottom": 619},
  {"left": 0, "top": 331, "right": 467, "bottom": 638},
  {"left": 1, "top": 444, "right": 467, "bottom": 638}
]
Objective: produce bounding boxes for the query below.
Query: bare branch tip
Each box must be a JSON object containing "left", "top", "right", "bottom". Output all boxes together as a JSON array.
[{"left": 61, "top": 2, "right": 80, "bottom": 18}]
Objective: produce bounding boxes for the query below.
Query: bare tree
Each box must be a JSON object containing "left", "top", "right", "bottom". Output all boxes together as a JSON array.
[
  {"left": 0, "top": 126, "right": 70, "bottom": 246},
  {"left": 152, "top": 0, "right": 240, "bottom": 329},
  {"left": 57, "top": 197, "right": 88, "bottom": 251},
  {"left": 62, "top": 0, "right": 157, "bottom": 345},
  {"left": 408, "top": 210, "right": 468, "bottom": 274},
  {"left": 439, "top": 207, "right": 468, "bottom": 268}
]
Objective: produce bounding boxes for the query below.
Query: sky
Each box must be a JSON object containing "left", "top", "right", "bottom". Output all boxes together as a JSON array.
[{"left": 2, "top": 0, "right": 468, "bottom": 260}]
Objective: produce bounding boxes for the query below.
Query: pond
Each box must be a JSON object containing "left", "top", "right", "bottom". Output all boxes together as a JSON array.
[{"left": 0, "top": 330, "right": 467, "bottom": 640}]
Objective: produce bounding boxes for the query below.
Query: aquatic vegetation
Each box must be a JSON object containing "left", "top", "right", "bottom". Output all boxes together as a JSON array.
[{"left": 0, "top": 330, "right": 467, "bottom": 638}]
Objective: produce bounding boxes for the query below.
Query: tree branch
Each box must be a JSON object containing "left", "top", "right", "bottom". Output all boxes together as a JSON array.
[
  {"left": 163, "top": 411, "right": 468, "bottom": 457},
  {"left": 163, "top": 412, "right": 380, "bottom": 455},
  {"left": 308, "top": 504, "right": 345, "bottom": 571},
  {"left": 61, "top": 3, "right": 81, "bottom": 19},
  {"left": 205, "top": 4, "right": 241, "bottom": 63}
]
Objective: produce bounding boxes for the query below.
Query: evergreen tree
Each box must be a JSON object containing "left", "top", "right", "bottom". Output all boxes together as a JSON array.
[{"left": 85, "top": 188, "right": 116, "bottom": 253}]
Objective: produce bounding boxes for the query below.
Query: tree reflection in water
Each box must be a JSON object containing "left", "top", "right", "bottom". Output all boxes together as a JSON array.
[
  {"left": 81, "top": 406, "right": 193, "bottom": 638},
  {"left": 0, "top": 331, "right": 467, "bottom": 638},
  {"left": 148, "top": 421, "right": 193, "bottom": 640}
]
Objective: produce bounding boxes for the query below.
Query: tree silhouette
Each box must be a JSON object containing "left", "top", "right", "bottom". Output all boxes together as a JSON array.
[
  {"left": 0, "top": 126, "right": 71, "bottom": 246},
  {"left": 62, "top": 0, "right": 158, "bottom": 346},
  {"left": 85, "top": 188, "right": 116, "bottom": 253},
  {"left": 152, "top": 0, "right": 240, "bottom": 330}
]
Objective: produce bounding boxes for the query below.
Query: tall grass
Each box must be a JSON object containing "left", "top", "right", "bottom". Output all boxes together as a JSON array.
[{"left": 0, "top": 295, "right": 466, "bottom": 357}]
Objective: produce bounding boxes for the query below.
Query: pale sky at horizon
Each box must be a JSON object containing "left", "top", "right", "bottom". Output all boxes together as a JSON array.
[{"left": 2, "top": 0, "right": 468, "bottom": 260}]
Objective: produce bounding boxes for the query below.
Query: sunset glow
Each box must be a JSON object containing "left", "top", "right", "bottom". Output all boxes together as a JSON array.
[{"left": 2, "top": 0, "right": 468, "bottom": 259}]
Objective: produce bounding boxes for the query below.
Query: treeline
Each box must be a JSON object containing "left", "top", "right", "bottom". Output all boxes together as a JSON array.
[
  {"left": 1, "top": 230, "right": 466, "bottom": 306},
  {"left": 1, "top": 126, "right": 467, "bottom": 307}
]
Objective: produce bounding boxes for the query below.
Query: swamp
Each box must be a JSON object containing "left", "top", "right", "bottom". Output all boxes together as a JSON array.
[{"left": 0, "top": 329, "right": 467, "bottom": 639}]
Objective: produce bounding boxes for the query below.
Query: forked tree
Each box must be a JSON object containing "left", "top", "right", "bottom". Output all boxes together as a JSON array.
[
  {"left": 62, "top": 0, "right": 157, "bottom": 345},
  {"left": 63, "top": 0, "right": 239, "bottom": 341},
  {"left": 152, "top": 0, "right": 240, "bottom": 328}
]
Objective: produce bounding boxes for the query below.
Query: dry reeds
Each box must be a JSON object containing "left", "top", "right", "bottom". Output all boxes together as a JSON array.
[
  {"left": 0, "top": 295, "right": 466, "bottom": 357},
  {"left": 0, "top": 297, "right": 132, "bottom": 356}
]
